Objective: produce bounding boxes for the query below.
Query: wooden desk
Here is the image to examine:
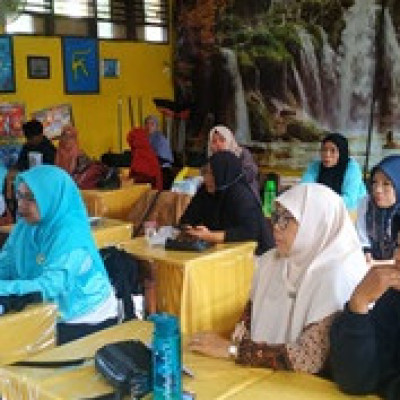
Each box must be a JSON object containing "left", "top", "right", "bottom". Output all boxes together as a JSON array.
[
  {"left": 120, "top": 238, "right": 256, "bottom": 336},
  {"left": 0, "top": 219, "right": 132, "bottom": 249},
  {"left": 91, "top": 218, "right": 132, "bottom": 248},
  {"left": 0, "top": 321, "right": 379, "bottom": 400},
  {"left": 81, "top": 184, "right": 150, "bottom": 220},
  {"left": 0, "top": 303, "right": 57, "bottom": 366}
]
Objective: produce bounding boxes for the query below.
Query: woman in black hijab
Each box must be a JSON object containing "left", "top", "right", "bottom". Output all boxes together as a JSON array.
[
  {"left": 301, "top": 133, "right": 366, "bottom": 211},
  {"left": 180, "top": 151, "right": 274, "bottom": 255}
]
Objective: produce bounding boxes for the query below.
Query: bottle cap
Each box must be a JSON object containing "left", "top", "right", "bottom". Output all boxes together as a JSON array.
[
  {"left": 144, "top": 220, "right": 157, "bottom": 229},
  {"left": 149, "top": 313, "right": 179, "bottom": 337},
  {"left": 265, "top": 180, "right": 276, "bottom": 190}
]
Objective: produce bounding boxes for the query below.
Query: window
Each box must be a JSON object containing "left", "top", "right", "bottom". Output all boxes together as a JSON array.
[
  {"left": 5, "top": 0, "right": 49, "bottom": 34},
  {"left": 54, "top": 1, "right": 91, "bottom": 18},
  {"left": 5, "top": 0, "right": 169, "bottom": 43},
  {"left": 143, "top": 0, "right": 168, "bottom": 42}
]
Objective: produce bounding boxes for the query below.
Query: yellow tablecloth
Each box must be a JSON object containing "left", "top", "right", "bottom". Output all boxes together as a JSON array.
[
  {"left": 91, "top": 218, "right": 132, "bottom": 248},
  {"left": 0, "top": 219, "right": 133, "bottom": 249},
  {"left": 0, "top": 321, "right": 379, "bottom": 400},
  {"left": 0, "top": 303, "right": 57, "bottom": 366},
  {"left": 81, "top": 183, "right": 150, "bottom": 220},
  {"left": 120, "top": 238, "right": 256, "bottom": 336}
]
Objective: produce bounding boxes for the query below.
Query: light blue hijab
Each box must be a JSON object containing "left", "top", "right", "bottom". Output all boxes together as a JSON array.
[
  {"left": 0, "top": 165, "right": 112, "bottom": 321},
  {"left": 12, "top": 165, "right": 103, "bottom": 278},
  {"left": 0, "top": 166, "right": 7, "bottom": 193}
]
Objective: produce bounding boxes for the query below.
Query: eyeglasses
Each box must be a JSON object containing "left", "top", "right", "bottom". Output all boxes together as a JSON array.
[
  {"left": 16, "top": 190, "right": 35, "bottom": 203},
  {"left": 270, "top": 210, "right": 294, "bottom": 230}
]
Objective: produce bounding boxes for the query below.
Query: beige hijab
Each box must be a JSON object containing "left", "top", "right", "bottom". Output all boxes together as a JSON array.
[
  {"left": 207, "top": 125, "right": 242, "bottom": 157},
  {"left": 251, "top": 183, "right": 367, "bottom": 343}
]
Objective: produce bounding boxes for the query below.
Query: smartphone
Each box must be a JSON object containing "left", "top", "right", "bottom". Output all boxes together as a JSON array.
[{"left": 176, "top": 224, "right": 192, "bottom": 231}]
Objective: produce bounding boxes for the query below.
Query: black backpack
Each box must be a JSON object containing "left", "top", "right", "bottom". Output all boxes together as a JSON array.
[{"left": 100, "top": 246, "right": 140, "bottom": 321}]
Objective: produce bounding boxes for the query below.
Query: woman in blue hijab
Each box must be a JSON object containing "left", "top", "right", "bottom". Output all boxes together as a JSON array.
[
  {"left": 356, "top": 155, "right": 400, "bottom": 261},
  {"left": 0, "top": 166, "right": 7, "bottom": 218},
  {"left": 0, "top": 165, "right": 118, "bottom": 344}
]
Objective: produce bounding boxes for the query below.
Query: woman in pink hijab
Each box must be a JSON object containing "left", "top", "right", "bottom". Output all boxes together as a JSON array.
[
  {"left": 55, "top": 125, "right": 107, "bottom": 189},
  {"left": 55, "top": 125, "right": 83, "bottom": 175}
]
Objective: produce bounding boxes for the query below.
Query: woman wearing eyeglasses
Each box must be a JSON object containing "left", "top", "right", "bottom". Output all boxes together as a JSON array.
[
  {"left": 189, "top": 183, "right": 367, "bottom": 373},
  {"left": 179, "top": 151, "right": 274, "bottom": 256},
  {"left": 0, "top": 165, "right": 118, "bottom": 345},
  {"left": 301, "top": 133, "right": 366, "bottom": 211},
  {"left": 356, "top": 155, "right": 400, "bottom": 263}
]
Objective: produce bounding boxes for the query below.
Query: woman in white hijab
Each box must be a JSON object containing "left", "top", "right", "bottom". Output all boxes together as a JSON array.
[
  {"left": 208, "top": 125, "right": 260, "bottom": 201},
  {"left": 189, "top": 183, "right": 367, "bottom": 373}
]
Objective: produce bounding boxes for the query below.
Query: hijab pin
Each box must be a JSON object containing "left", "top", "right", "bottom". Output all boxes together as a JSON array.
[
  {"left": 288, "top": 291, "right": 296, "bottom": 299},
  {"left": 36, "top": 253, "right": 45, "bottom": 265}
]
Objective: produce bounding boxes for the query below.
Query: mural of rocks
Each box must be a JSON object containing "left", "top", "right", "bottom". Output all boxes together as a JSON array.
[{"left": 175, "top": 0, "right": 400, "bottom": 170}]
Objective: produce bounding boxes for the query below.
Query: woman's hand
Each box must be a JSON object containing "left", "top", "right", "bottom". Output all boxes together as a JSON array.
[
  {"left": 188, "top": 332, "right": 231, "bottom": 359},
  {"left": 231, "top": 321, "right": 248, "bottom": 342},
  {"left": 186, "top": 225, "right": 225, "bottom": 243},
  {"left": 349, "top": 264, "right": 400, "bottom": 314},
  {"left": 186, "top": 225, "right": 210, "bottom": 240},
  {"left": 364, "top": 252, "right": 373, "bottom": 266}
]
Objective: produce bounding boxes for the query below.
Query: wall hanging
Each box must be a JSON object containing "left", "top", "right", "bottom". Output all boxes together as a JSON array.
[{"left": 62, "top": 37, "right": 99, "bottom": 94}]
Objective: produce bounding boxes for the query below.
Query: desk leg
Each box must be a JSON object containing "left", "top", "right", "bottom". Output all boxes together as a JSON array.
[{"left": 142, "top": 260, "right": 157, "bottom": 316}]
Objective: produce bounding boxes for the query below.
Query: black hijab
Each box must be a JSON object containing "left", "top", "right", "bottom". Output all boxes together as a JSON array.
[
  {"left": 317, "top": 133, "right": 349, "bottom": 195},
  {"left": 209, "top": 151, "right": 245, "bottom": 192},
  {"left": 180, "top": 151, "right": 274, "bottom": 254}
]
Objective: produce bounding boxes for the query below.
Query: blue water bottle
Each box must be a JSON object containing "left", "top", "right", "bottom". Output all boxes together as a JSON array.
[{"left": 150, "top": 313, "right": 182, "bottom": 400}]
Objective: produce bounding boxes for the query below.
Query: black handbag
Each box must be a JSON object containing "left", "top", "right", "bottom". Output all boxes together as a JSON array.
[
  {"left": 13, "top": 340, "right": 152, "bottom": 400},
  {"left": 94, "top": 340, "right": 152, "bottom": 399},
  {"left": 165, "top": 237, "right": 213, "bottom": 252}
]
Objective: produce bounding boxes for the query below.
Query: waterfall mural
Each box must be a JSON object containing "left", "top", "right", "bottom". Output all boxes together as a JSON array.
[{"left": 174, "top": 0, "right": 400, "bottom": 170}]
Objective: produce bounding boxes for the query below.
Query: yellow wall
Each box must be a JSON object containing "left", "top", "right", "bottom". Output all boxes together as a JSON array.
[{"left": 0, "top": 36, "right": 173, "bottom": 157}]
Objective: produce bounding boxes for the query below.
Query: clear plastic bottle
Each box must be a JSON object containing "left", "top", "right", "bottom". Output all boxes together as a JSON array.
[
  {"left": 263, "top": 179, "right": 277, "bottom": 217},
  {"left": 150, "top": 313, "right": 182, "bottom": 400}
]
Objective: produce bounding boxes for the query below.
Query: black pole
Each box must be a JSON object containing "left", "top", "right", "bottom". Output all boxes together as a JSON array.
[{"left": 364, "top": 0, "right": 387, "bottom": 179}]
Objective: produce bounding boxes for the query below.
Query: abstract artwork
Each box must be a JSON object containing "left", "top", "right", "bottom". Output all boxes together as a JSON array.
[
  {"left": 62, "top": 37, "right": 99, "bottom": 94},
  {"left": 0, "top": 36, "right": 15, "bottom": 93},
  {"left": 102, "top": 58, "right": 120, "bottom": 78},
  {"left": 32, "top": 103, "right": 74, "bottom": 139}
]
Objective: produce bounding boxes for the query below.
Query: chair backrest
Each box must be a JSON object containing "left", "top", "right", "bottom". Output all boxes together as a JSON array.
[{"left": 127, "top": 189, "right": 192, "bottom": 236}]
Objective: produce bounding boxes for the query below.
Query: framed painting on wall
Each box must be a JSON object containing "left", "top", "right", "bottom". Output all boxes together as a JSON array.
[
  {"left": 0, "top": 36, "right": 15, "bottom": 93},
  {"left": 0, "top": 103, "right": 25, "bottom": 137},
  {"left": 32, "top": 104, "right": 74, "bottom": 139},
  {"left": 102, "top": 58, "right": 120, "bottom": 78},
  {"left": 62, "top": 37, "right": 99, "bottom": 94},
  {"left": 27, "top": 56, "right": 50, "bottom": 79}
]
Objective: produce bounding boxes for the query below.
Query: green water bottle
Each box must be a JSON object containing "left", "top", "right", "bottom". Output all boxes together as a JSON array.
[{"left": 263, "top": 179, "right": 276, "bottom": 217}]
